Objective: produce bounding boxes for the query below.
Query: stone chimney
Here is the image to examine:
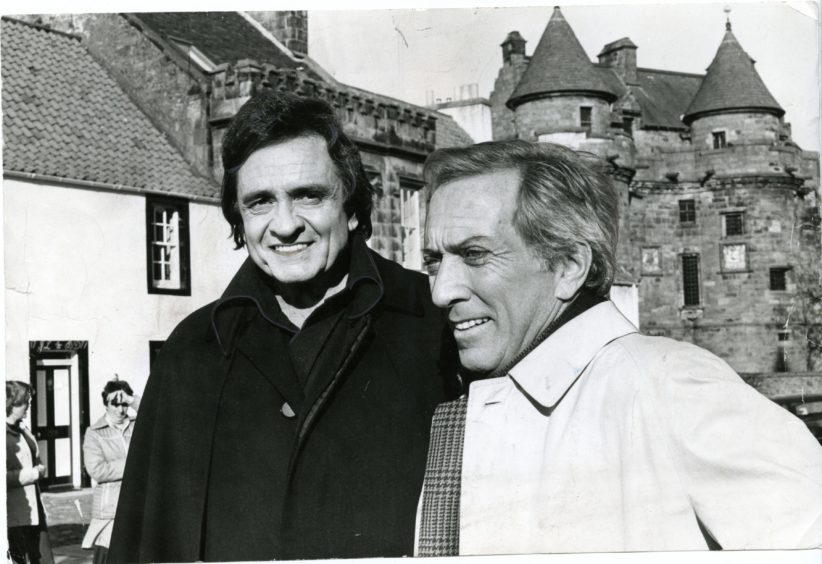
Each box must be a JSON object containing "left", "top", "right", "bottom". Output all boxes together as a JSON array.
[
  {"left": 247, "top": 11, "right": 308, "bottom": 57},
  {"left": 501, "top": 31, "right": 527, "bottom": 65},
  {"left": 597, "top": 37, "right": 637, "bottom": 84}
]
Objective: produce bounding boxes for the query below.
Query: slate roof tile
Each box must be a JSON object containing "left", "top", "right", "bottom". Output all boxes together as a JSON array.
[
  {"left": 133, "top": 12, "right": 316, "bottom": 78},
  {"left": 508, "top": 7, "right": 618, "bottom": 108},
  {"left": 683, "top": 25, "right": 783, "bottom": 124},
  {"left": 633, "top": 68, "right": 704, "bottom": 130},
  {"left": 2, "top": 17, "right": 217, "bottom": 199}
]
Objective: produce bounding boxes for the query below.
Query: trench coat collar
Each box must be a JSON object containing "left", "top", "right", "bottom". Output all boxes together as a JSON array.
[
  {"left": 209, "top": 233, "right": 424, "bottom": 356},
  {"left": 506, "top": 301, "right": 637, "bottom": 411}
]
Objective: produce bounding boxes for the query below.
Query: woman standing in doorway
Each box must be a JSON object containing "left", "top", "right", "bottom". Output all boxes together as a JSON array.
[
  {"left": 6, "top": 380, "right": 54, "bottom": 564},
  {"left": 82, "top": 378, "right": 140, "bottom": 564}
]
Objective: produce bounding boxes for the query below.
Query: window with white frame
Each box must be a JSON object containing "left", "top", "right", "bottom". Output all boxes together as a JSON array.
[
  {"left": 722, "top": 211, "right": 744, "bottom": 237},
  {"left": 399, "top": 177, "right": 423, "bottom": 271},
  {"left": 146, "top": 196, "right": 190, "bottom": 295}
]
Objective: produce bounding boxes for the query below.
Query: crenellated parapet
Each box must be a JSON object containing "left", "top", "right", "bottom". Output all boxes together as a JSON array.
[{"left": 208, "top": 59, "right": 437, "bottom": 157}]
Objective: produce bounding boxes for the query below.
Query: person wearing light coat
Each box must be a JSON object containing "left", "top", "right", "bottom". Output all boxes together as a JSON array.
[
  {"left": 82, "top": 379, "right": 139, "bottom": 564},
  {"left": 415, "top": 140, "right": 822, "bottom": 555}
]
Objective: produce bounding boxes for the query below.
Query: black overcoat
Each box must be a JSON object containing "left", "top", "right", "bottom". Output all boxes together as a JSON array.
[{"left": 109, "top": 248, "right": 459, "bottom": 562}]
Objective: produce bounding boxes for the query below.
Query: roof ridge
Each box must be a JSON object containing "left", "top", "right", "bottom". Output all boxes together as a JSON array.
[
  {"left": 636, "top": 67, "right": 704, "bottom": 79},
  {"left": 1, "top": 16, "right": 82, "bottom": 41}
]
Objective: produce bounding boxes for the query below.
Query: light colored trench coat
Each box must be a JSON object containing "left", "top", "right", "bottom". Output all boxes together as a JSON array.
[
  {"left": 81, "top": 414, "right": 135, "bottom": 549},
  {"left": 437, "top": 301, "right": 822, "bottom": 554}
]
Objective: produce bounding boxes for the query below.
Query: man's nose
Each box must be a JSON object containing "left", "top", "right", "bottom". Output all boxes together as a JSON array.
[
  {"left": 430, "top": 257, "right": 471, "bottom": 309},
  {"left": 268, "top": 201, "right": 304, "bottom": 238}
]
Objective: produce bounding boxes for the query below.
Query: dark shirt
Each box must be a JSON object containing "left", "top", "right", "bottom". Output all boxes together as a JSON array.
[{"left": 241, "top": 236, "right": 384, "bottom": 392}]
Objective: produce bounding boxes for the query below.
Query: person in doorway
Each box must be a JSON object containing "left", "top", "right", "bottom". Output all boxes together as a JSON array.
[
  {"left": 109, "top": 91, "right": 459, "bottom": 562},
  {"left": 416, "top": 140, "right": 822, "bottom": 555},
  {"left": 81, "top": 378, "right": 140, "bottom": 564},
  {"left": 6, "top": 380, "right": 54, "bottom": 564}
]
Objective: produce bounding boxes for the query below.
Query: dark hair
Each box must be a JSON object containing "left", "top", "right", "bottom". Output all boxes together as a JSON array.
[
  {"left": 220, "top": 90, "right": 375, "bottom": 248},
  {"left": 424, "top": 140, "right": 619, "bottom": 297},
  {"left": 102, "top": 380, "right": 134, "bottom": 405},
  {"left": 6, "top": 380, "right": 32, "bottom": 417}
]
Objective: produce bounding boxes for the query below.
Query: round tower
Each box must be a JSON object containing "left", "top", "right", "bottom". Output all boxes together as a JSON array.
[
  {"left": 682, "top": 20, "right": 784, "bottom": 152},
  {"left": 506, "top": 7, "right": 619, "bottom": 143},
  {"left": 504, "top": 6, "right": 638, "bottom": 313}
]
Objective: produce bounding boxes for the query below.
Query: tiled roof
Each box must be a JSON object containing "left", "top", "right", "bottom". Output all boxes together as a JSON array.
[
  {"left": 435, "top": 114, "right": 475, "bottom": 148},
  {"left": 683, "top": 25, "right": 783, "bottom": 124},
  {"left": 508, "top": 7, "right": 619, "bottom": 108},
  {"left": 134, "top": 12, "right": 317, "bottom": 78},
  {"left": 633, "top": 68, "right": 704, "bottom": 130},
  {"left": 2, "top": 17, "right": 217, "bottom": 198}
]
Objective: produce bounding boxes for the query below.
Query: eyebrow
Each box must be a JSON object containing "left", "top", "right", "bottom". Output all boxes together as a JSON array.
[
  {"left": 423, "top": 235, "right": 491, "bottom": 257},
  {"left": 239, "top": 184, "right": 335, "bottom": 203}
]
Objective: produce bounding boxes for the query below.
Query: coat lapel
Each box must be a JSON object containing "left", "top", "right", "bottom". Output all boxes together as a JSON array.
[{"left": 234, "top": 313, "right": 305, "bottom": 413}]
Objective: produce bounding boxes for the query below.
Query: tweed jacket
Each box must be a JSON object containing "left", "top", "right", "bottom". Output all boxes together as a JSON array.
[
  {"left": 83, "top": 414, "right": 135, "bottom": 520},
  {"left": 421, "top": 301, "right": 822, "bottom": 554}
]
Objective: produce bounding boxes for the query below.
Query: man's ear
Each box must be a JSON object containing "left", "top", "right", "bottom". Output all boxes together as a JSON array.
[
  {"left": 555, "top": 244, "right": 593, "bottom": 301},
  {"left": 348, "top": 215, "right": 359, "bottom": 232}
]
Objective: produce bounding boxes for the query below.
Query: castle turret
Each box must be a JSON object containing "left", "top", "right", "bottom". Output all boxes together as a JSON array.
[
  {"left": 682, "top": 19, "right": 784, "bottom": 151},
  {"left": 505, "top": 7, "right": 619, "bottom": 140}
]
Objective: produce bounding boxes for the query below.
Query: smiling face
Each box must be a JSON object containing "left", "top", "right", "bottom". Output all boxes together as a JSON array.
[
  {"left": 237, "top": 135, "right": 358, "bottom": 291},
  {"left": 424, "top": 169, "right": 568, "bottom": 376}
]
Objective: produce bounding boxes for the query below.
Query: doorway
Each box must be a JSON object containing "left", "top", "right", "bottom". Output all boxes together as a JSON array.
[{"left": 28, "top": 341, "right": 90, "bottom": 490}]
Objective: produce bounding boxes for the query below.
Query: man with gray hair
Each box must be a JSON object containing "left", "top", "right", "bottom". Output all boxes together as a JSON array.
[{"left": 416, "top": 140, "right": 822, "bottom": 555}]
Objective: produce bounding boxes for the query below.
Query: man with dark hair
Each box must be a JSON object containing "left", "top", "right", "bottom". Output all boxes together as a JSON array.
[
  {"left": 416, "top": 140, "right": 822, "bottom": 555},
  {"left": 110, "top": 91, "right": 458, "bottom": 562}
]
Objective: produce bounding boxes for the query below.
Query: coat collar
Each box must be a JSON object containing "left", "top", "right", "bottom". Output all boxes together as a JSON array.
[
  {"left": 210, "top": 233, "right": 424, "bottom": 356},
  {"left": 90, "top": 413, "right": 136, "bottom": 430},
  {"left": 506, "top": 301, "right": 637, "bottom": 410}
]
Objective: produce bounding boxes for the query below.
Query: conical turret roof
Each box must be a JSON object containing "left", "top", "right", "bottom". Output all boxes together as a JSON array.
[
  {"left": 683, "top": 23, "right": 783, "bottom": 124},
  {"left": 508, "top": 7, "right": 618, "bottom": 109}
]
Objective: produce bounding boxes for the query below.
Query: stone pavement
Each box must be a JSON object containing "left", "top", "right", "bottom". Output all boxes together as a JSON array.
[
  {"left": 52, "top": 543, "right": 91, "bottom": 564},
  {"left": 40, "top": 488, "right": 93, "bottom": 564}
]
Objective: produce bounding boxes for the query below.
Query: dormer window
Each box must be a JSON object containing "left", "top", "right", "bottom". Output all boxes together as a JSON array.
[
  {"left": 712, "top": 130, "right": 727, "bottom": 149},
  {"left": 580, "top": 106, "right": 592, "bottom": 131}
]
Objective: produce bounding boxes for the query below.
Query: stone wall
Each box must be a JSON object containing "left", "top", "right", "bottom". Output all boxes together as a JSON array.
[
  {"left": 513, "top": 95, "right": 611, "bottom": 139},
  {"left": 690, "top": 111, "right": 782, "bottom": 150},
  {"left": 360, "top": 151, "right": 426, "bottom": 268},
  {"left": 489, "top": 55, "right": 527, "bottom": 141},
  {"left": 741, "top": 373, "right": 822, "bottom": 398},
  {"left": 247, "top": 11, "right": 308, "bottom": 56},
  {"left": 631, "top": 177, "right": 821, "bottom": 372}
]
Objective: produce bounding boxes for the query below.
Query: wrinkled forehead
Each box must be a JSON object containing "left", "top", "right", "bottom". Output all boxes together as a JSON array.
[
  {"left": 425, "top": 169, "right": 522, "bottom": 247},
  {"left": 428, "top": 169, "right": 520, "bottom": 222},
  {"left": 237, "top": 135, "right": 342, "bottom": 192}
]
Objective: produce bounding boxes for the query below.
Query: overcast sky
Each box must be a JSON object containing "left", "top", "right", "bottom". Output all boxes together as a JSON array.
[
  {"left": 2, "top": 0, "right": 819, "bottom": 152},
  {"left": 308, "top": 1, "right": 820, "bottom": 152}
]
